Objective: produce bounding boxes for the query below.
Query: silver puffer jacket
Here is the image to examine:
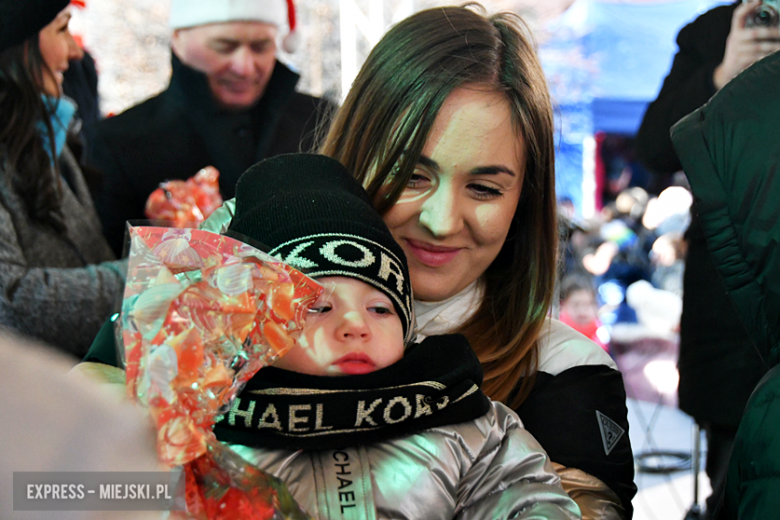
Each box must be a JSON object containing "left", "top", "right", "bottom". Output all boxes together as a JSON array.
[{"left": 229, "top": 401, "right": 581, "bottom": 520}]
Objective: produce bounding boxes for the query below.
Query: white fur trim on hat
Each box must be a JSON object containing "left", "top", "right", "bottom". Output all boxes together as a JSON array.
[
  {"left": 169, "top": 0, "right": 301, "bottom": 52},
  {"left": 170, "top": 0, "right": 287, "bottom": 30}
]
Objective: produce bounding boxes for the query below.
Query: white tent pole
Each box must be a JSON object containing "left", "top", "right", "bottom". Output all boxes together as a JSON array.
[
  {"left": 339, "top": 0, "right": 358, "bottom": 101},
  {"left": 339, "top": 0, "right": 418, "bottom": 101}
]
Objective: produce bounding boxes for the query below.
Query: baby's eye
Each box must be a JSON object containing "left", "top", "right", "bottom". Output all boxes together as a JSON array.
[
  {"left": 369, "top": 305, "right": 394, "bottom": 316},
  {"left": 308, "top": 304, "right": 332, "bottom": 314}
]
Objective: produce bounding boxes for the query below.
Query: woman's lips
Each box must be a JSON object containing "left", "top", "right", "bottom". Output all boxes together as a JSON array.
[
  {"left": 404, "top": 239, "right": 462, "bottom": 267},
  {"left": 334, "top": 353, "right": 376, "bottom": 375}
]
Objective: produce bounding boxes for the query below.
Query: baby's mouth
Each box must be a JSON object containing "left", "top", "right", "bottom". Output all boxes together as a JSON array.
[{"left": 333, "top": 353, "right": 376, "bottom": 375}]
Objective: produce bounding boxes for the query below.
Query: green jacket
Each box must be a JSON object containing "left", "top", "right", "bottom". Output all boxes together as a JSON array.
[{"left": 671, "top": 50, "right": 780, "bottom": 520}]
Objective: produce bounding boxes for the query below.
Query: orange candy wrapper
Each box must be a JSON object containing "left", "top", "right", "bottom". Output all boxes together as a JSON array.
[
  {"left": 121, "top": 226, "right": 320, "bottom": 519},
  {"left": 144, "top": 167, "right": 224, "bottom": 228}
]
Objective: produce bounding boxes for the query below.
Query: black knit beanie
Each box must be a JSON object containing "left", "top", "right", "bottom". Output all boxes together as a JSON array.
[
  {"left": 228, "top": 154, "right": 414, "bottom": 345},
  {"left": 0, "top": 0, "right": 70, "bottom": 53}
]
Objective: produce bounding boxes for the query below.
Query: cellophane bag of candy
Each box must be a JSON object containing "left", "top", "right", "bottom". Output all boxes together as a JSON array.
[
  {"left": 120, "top": 226, "right": 321, "bottom": 519},
  {"left": 144, "top": 167, "right": 224, "bottom": 228}
]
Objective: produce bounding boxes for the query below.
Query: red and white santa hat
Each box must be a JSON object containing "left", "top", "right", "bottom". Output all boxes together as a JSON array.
[{"left": 169, "top": 0, "right": 300, "bottom": 53}]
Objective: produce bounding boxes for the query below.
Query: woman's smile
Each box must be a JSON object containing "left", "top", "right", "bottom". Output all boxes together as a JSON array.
[{"left": 403, "top": 239, "right": 463, "bottom": 267}]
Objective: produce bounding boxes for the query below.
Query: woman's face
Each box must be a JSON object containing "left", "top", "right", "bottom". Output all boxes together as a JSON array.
[
  {"left": 38, "top": 7, "right": 82, "bottom": 97},
  {"left": 383, "top": 87, "right": 524, "bottom": 302}
]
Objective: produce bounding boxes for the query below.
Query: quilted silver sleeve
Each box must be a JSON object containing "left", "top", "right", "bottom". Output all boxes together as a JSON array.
[{"left": 454, "top": 402, "right": 582, "bottom": 520}]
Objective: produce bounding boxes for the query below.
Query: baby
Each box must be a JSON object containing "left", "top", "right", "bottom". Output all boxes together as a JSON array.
[{"left": 213, "top": 154, "right": 580, "bottom": 519}]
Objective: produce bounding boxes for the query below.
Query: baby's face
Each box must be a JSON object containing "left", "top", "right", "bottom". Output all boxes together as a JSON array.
[{"left": 273, "top": 277, "right": 405, "bottom": 376}]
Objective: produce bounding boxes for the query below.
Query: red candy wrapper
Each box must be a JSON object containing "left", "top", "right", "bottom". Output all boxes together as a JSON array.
[
  {"left": 121, "top": 226, "right": 320, "bottom": 519},
  {"left": 145, "top": 167, "right": 224, "bottom": 228}
]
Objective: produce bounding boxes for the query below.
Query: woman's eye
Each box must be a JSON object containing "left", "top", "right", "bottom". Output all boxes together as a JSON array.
[
  {"left": 407, "top": 172, "right": 430, "bottom": 188},
  {"left": 469, "top": 183, "right": 503, "bottom": 200}
]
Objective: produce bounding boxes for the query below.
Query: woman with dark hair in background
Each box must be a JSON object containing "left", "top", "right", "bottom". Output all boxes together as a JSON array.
[{"left": 0, "top": 0, "right": 124, "bottom": 357}]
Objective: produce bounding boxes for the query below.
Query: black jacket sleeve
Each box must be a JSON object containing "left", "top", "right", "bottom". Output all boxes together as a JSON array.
[
  {"left": 634, "top": 3, "right": 736, "bottom": 174},
  {"left": 517, "top": 365, "right": 636, "bottom": 517},
  {"left": 85, "top": 127, "right": 143, "bottom": 257}
]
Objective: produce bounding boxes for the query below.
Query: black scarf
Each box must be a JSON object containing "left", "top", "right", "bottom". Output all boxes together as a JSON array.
[{"left": 214, "top": 334, "right": 491, "bottom": 450}]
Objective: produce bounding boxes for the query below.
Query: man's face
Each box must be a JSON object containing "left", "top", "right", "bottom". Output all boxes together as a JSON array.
[{"left": 171, "top": 21, "right": 278, "bottom": 110}]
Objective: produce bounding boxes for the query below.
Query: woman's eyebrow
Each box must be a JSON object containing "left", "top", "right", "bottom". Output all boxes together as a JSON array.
[
  {"left": 417, "top": 155, "right": 439, "bottom": 171},
  {"left": 417, "top": 156, "right": 516, "bottom": 177},
  {"left": 471, "top": 166, "right": 517, "bottom": 177}
]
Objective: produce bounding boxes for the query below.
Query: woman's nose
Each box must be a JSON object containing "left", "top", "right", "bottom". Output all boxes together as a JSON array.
[
  {"left": 66, "top": 33, "right": 84, "bottom": 61},
  {"left": 418, "top": 185, "right": 463, "bottom": 237},
  {"left": 336, "top": 311, "right": 371, "bottom": 340}
]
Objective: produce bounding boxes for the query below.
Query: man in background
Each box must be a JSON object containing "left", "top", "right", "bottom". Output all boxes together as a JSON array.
[
  {"left": 87, "top": 0, "right": 332, "bottom": 255},
  {"left": 635, "top": 1, "right": 780, "bottom": 517}
]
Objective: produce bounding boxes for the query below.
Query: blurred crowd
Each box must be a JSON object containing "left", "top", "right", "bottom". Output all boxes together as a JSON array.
[{"left": 558, "top": 181, "right": 689, "bottom": 352}]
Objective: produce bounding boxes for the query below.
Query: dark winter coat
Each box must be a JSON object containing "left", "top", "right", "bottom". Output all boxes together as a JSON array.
[
  {"left": 86, "top": 55, "right": 334, "bottom": 256},
  {"left": 635, "top": 1, "right": 767, "bottom": 427},
  {"left": 635, "top": 2, "right": 736, "bottom": 175},
  {"left": 671, "top": 48, "right": 780, "bottom": 520}
]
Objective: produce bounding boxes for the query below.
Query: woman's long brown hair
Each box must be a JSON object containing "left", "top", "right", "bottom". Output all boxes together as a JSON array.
[
  {"left": 0, "top": 35, "right": 65, "bottom": 231},
  {"left": 321, "top": 5, "right": 557, "bottom": 408}
]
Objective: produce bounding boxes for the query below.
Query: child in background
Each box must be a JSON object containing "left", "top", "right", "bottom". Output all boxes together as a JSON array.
[
  {"left": 214, "top": 154, "right": 580, "bottom": 519},
  {"left": 559, "top": 274, "right": 609, "bottom": 353}
]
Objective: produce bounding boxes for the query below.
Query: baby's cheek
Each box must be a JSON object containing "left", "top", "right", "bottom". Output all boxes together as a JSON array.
[{"left": 296, "top": 332, "right": 312, "bottom": 350}]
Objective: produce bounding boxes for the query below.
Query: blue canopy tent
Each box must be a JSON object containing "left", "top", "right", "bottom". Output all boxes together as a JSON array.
[{"left": 540, "top": 0, "right": 731, "bottom": 216}]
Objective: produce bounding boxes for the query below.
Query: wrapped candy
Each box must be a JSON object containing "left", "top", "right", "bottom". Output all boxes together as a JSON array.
[
  {"left": 121, "top": 226, "right": 321, "bottom": 519},
  {"left": 144, "top": 167, "right": 223, "bottom": 228}
]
